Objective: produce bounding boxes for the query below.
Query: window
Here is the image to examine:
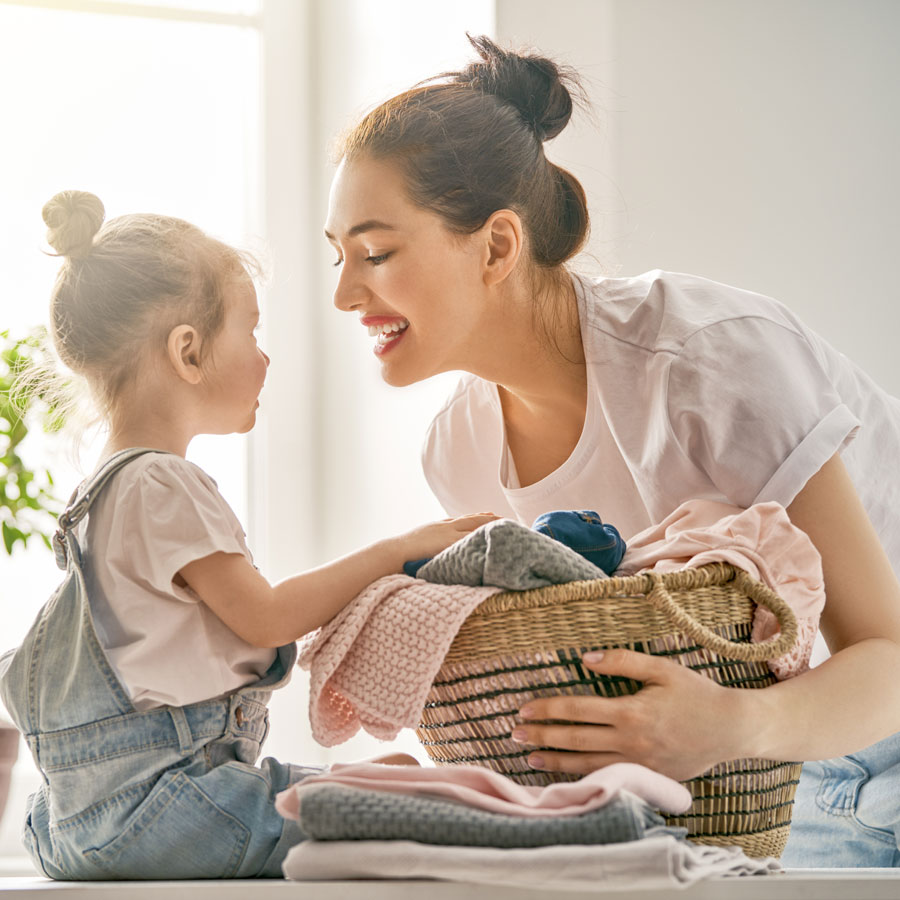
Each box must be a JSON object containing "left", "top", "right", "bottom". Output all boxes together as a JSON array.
[{"left": 0, "top": 0, "right": 495, "bottom": 862}]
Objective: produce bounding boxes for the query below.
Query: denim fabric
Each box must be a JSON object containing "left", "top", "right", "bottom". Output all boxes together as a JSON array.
[
  {"left": 531, "top": 510, "right": 626, "bottom": 573},
  {"left": 0, "top": 449, "right": 319, "bottom": 879},
  {"left": 781, "top": 729, "right": 900, "bottom": 867}
]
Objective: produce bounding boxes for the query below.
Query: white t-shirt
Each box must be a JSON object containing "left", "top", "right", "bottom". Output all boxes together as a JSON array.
[
  {"left": 78, "top": 452, "right": 276, "bottom": 710},
  {"left": 423, "top": 270, "right": 900, "bottom": 575}
]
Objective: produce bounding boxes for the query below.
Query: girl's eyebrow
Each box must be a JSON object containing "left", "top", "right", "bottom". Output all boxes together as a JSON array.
[{"left": 324, "top": 220, "right": 398, "bottom": 241}]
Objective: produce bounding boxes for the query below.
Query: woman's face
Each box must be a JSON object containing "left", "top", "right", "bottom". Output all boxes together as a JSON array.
[{"left": 325, "top": 155, "right": 487, "bottom": 387}]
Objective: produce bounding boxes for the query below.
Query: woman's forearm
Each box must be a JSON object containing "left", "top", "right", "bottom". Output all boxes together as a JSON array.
[{"left": 744, "top": 637, "right": 900, "bottom": 762}]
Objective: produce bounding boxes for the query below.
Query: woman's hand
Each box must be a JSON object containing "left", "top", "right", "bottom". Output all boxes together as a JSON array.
[
  {"left": 511, "top": 648, "right": 753, "bottom": 782},
  {"left": 394, "top": 512, "right": 499, "bottom": 563}
]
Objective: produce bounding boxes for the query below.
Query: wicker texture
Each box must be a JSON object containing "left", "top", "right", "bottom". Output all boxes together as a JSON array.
[{"left": 416, "top": 562, "right": 802, "bottom": 858}]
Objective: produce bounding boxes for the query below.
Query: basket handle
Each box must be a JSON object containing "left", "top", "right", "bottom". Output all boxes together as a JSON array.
[{"left": 643, "top": 569, "right": 799, "bottom": 662}]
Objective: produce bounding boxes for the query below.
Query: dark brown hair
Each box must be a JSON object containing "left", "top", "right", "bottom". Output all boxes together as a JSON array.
[{"left": 338, "top": 34, "right": 589, "bottom": 270}]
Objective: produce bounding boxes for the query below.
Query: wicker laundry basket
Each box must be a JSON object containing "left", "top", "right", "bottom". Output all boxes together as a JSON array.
[{"left": 416, "top": 562, "right": 802, "bottom": 859}]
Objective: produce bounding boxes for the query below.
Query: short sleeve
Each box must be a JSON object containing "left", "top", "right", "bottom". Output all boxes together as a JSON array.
[
  {"left": 665, "top": 317, "right": 860, "bottom": 508},
  {"left": 102, "top": 457, "right": 250, "bottom": 600}
]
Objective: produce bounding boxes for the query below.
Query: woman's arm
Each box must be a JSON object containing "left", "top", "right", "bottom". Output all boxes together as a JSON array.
[
  {"left": 510, "top": 454, "right": 900, "bottom": 780},
  {"left": 177, "top": 512, "right": 496, "bottom": 648}
]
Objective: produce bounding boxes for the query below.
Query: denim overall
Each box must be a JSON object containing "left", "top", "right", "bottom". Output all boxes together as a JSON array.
[
  {"left": 782, "top": 733, "right": 900, "bottom": 867},
  {"left": 0, "top": 449, "right": 318, "bottom": 879}
]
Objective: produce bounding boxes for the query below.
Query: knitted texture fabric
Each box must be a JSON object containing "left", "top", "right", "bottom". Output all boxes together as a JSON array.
[
  {"left": 275, "top": 761, "right": 693, "bottom": 820},
  {"left": 297, "top": 575, "right": 498, "bottom": 746},
  {"left": 291, "top": 783, "right": 674, "bottom": 847},
  {"left": 416, "top": 518, "right": 607, "bottom": 589}
]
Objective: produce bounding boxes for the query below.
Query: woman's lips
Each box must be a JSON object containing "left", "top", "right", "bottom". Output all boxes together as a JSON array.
[{"left": 374, "top": 327, "right": 407, "bottom": 356}]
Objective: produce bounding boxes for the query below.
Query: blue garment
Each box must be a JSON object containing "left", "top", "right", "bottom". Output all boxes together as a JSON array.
[
  {"left": 782, "top": 730, "right": 900, "bottom": 867},
  {"left": 0, "top": 449, "right": 320, "bottom": 880},
  {"left": 404, "top": 509, "right": 625, "bottom": 578},
  {"left": 531, "top": 510, "right": 626, "bottom": 573}
]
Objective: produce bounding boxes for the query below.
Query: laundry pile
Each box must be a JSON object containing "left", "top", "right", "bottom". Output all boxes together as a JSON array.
[
  {"left": 298, "top": 500, "right": 824, "bottom": 746},
  {"left": 276, "top": 761, "right": 781, "bottom": 888},
  {"left": 290, "top": 500, "right": 821, "bottom": 886}
]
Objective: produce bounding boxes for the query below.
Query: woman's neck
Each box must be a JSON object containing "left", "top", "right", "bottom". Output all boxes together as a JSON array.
[{"left": 475, "top": 271, "right": 586, "bottom": 409}]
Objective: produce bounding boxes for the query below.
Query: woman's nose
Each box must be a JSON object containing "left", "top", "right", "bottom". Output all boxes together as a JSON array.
[
  {"left": 332, "top": 266, "right": 368, "bottom": 312},
  {"left": 261, "top": 348, "right": 271, "bottom": 367}
]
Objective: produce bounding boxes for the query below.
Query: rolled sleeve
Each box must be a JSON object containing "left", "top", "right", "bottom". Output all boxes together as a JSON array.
[{"left": 666, "top": 317, "right": 859, "bottom": 508}]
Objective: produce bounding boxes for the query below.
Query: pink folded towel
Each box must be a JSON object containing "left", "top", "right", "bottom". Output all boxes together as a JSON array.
[
  {"left": 297, "top": 574, "right": 499, "bottom": 746},
  {"left": 618, "top": 500, "right": 825, "bottom": 679},
  {"left": 275, "top": 760, "right": 693, "bottom": 820}
]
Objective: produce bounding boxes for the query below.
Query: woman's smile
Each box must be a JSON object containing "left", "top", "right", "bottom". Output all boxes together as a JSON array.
[{"left": 361, "top": 315, "right": 410, "bottom": 356}]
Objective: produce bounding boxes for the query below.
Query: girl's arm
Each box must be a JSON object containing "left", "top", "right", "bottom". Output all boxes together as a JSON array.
[
  {"left": 177, "top": 513, "right": 496, "bottom": 648},
  {"left": 510, "top": 454, "right": 900, "bottom": 780}
]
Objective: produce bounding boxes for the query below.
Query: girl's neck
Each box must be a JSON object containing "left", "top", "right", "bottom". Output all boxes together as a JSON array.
[{"left": 103, "top": 403, "right": 194, "bottom": 460}]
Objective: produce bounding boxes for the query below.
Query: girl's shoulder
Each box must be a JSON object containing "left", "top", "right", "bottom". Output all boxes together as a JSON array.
[
  {"left": 95, "top": 450, "right": 218, "bottom": 495},
  {"left": 87, "top": 450, "right": 234, "bottom": 524}
]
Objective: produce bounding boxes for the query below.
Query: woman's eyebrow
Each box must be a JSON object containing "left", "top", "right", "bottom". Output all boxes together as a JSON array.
[{"left": 323, "top": 220, "right": 398, "bottom": 241}]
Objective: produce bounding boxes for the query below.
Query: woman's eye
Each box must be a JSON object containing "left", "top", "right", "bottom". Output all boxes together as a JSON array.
[
  {"left": 333, "top": 257, "right": 344, "bottom": 268},
  {"left": 365, "top": 253, "right": 390, "bottom": 266}
]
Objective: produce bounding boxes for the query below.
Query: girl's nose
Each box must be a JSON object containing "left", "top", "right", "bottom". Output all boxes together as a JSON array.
[{"left": 261, "top": 349, "right": 271, "bottom": 367}]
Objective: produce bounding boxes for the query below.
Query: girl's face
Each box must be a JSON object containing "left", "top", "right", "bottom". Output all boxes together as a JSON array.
[
  {"left": 202, "top": 274, "right": 269, "bottom": 434},
  {"left": 325, "top": 155, "right": 487, "bottom": 387}
]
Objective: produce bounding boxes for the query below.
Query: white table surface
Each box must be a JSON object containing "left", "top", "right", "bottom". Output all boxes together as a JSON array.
[{"left": 2, "top": 870, "right": 900, "bottom": 899}]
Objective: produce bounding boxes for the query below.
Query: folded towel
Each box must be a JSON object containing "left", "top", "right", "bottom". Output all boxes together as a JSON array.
[
  {"left": 288, "top": 783, "right": 676, "bottom": 848},
  {"left": 282, "top": 835, "right": 782, "bottom": 888},
  {"left": 275, "top": 761, "right": 693, "bottom": 820}
]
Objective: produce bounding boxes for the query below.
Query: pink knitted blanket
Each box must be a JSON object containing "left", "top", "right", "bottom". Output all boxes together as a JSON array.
[{"left": 297, "top": 575, "right": 498, "bottom": 746}]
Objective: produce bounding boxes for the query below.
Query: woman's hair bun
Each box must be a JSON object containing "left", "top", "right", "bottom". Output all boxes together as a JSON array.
[
  {"left": 42, "top": 190, "right": 105, "bottom": 258},
  {"left": 458, "top": 34, "right": 580, "bottom": 141}
]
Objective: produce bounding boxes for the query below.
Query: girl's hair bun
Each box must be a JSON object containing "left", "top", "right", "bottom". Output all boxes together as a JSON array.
[
  {"left": 42, "top": 190, "right": 105, "bottom": 258},
  {"left": 458, "top": 34, "right": 580, "bottom": 141}
]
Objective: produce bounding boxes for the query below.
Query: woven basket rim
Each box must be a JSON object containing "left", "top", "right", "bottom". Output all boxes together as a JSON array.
[{"left": 470, "top": 561, "right": 740, "bottom": 616}]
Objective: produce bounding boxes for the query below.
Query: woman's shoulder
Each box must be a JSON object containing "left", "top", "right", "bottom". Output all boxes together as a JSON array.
[{"left": 575, "top": 269, "right": 805, "bottom": 357}]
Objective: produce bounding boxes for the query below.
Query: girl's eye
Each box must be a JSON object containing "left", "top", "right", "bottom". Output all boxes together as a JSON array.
[
  {"left": 333, "top": 257, "right": 344, "bottom": 268},
  {"left": 365, "top": 253, "right": 390, "bottom": 266}
]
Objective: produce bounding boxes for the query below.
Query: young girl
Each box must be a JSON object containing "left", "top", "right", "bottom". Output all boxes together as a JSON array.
[
  {"left": 323, "top": 36, "right": 900, "bottom": 866},
  {"left": 0, "top": 190, "right": 493, "bottom": 880}
]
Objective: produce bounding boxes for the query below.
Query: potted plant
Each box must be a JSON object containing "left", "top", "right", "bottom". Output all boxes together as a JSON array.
[
  {"left": 1, "top": 327, "right": 63, "bottom": 825},
  {"left": 1, "top": 328, "right": 63, "bottom": 555}
]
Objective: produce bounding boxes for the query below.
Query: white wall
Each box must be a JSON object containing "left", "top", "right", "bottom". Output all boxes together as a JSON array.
[{"left": 497, "top": 0, "right": 900, "bottom": 392}]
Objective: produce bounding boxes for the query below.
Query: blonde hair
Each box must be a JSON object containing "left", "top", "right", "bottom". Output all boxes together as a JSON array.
[{"left": 34, "top": 190, "right": 257, "bottom": 427}]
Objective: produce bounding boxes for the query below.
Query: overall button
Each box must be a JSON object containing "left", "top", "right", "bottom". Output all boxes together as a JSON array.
[{"left": 235, "top": 706, "right": 244, "bottom": 726}]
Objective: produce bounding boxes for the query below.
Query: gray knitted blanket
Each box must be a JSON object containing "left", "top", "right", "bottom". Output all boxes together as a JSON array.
[
  {"left": 417, "top": 519, "right": 607, "bottom": 590},
  {"left": 295, "top": 783, "right": 683, "bottom": 848}
]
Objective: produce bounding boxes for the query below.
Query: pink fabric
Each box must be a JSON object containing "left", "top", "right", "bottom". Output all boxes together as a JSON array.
[
  {"left": 617, "top": 500, "right": 825, "bottom": 678},
  {"left": 297, "top": 574, "right": 498, "bottom": 746},
  {"left": 275, "top": 761, "right": 692, "bottom": 820}
]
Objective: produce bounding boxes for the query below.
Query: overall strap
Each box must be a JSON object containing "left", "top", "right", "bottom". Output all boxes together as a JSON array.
[{"left": 52, "top": 448, "right": 171, "bottom": 569}]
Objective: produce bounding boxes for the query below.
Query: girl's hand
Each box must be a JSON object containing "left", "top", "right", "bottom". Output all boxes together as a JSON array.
[
  {"left": 511, "top": 649, "right": 753, "bottom": 782},
  {"left": 394, "top": 512, "right": 499, "bottom": 563}
]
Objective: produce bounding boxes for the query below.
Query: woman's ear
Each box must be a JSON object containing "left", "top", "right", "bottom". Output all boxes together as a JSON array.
[
  {"left": 481, "top": 209, "right": 523, "bottom": 287},
  {"left": 167, "top": 325, "right": 203, "bottom": 385}
]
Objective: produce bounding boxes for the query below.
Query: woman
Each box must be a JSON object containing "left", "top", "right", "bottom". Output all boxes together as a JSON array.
[{"left": 323, "top": 35, "right": 900, "bottom": 866}]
